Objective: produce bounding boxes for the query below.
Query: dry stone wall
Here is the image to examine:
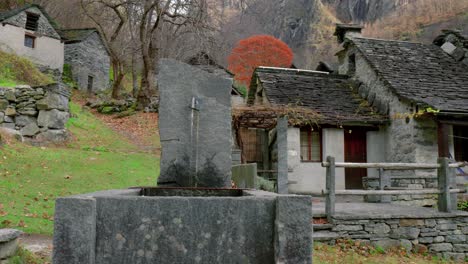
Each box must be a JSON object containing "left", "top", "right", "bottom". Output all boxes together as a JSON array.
[
  {"left": 0, "top": 83, "right": 70, "bottom": 142},
  {"left": 320, "top": 216, "right": 468, "bottom": 262}
]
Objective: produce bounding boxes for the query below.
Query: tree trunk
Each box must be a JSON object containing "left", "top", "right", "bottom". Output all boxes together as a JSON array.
[
  {"left": 137, "top": 37, "right": 158, "bottom": 109},
  {"left": 111, "top": 59, "right": 124, "bottom": 99},
  {"left": 132, "top": 54, "right": 139, "bottom": 98}
]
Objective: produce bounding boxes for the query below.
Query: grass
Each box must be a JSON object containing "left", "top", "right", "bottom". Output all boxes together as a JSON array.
[
  {"left": 0, "top": 102, "right": 159, "bottom": 235},
  {"left": 0, "top": 50, "right": 53, "bottom": 87},
  {"left": 314, "top": 241, "right": 461, "bottom": 264},
  {"left": 8, "top": 247, "right": 49, "bottom": 264}
]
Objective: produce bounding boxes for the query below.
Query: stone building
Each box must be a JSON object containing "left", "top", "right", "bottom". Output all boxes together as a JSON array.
[
  {"left": 239, "top": 25, "right": 468, "bottom": 201},
  {"left": 0, "top": 4, "right": 64, "bottom": 71},
  {"left": 242, "top": 67, "right": 387, "bottom": 193},
  {"left": 60, "top": 28, "right": 110, "bottom": 93}
]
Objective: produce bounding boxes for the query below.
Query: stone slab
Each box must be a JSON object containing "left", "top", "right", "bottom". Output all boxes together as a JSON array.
[
  {"left": 0, "top": 229, "right": 22, "bottom": 243},
  {"left": 0, "top": 239, "right": 18, "bottom": 259},
  {"left": 52, "top": 197, "right": 96, "bottom": 264},
  {"left": 53, "top": 189, "right": 313, "bottom": 264},
  {"left": 157, "top": 59, "right": 232, "bottom": 187}
]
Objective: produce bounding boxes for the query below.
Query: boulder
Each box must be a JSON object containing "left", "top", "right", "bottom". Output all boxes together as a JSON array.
[
  {"left": 0, "top": 100, "right": 8, "bottom": 111},
  {"left": 20, "top": 123, "right": 40, "bottom": 136},
  {"left": 38, "top": 109, "right": 70, "bottom": 129},
  {"left": 0, "top": 112, "right": 4, "bottom": 124},
  {"left": 36, "top": 129, "right": 69, "bottom": 142},
  {"left": 36, "top": 93, "right": 69, "bottom": 111},
  {"left": 4, "top": 107, "right": 16, "bottom": 116},
  {"left": 4, "top": 90, "right": 15, "bottom": 101},
  {"left": 15, "top": 115, "right": 37, "bottom": 127},
  {"left": 0, "top": 229, "right": 22, "bottom": 260}
]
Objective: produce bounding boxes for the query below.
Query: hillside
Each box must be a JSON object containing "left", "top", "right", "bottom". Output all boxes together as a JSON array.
[
  {"left": 0, "top": 50, "right": 53, "bottom": 87},
  {"left": 217, "top": 0, "right": 468, "bottom": 69}
]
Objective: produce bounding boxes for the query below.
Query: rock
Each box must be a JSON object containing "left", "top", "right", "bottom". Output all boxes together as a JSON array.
[
  {"left": 400, "top": 219, "right": 424, "bottom": 227},
  {"left": 0, "top": 229, "right": 22, "bottom": 259},
  {"left": 437, "top": 223, "right": 457, "bottom": 230},
  {"left": 0, "top": 112, "right": 3, "bottom": 124},
  {"left": 399, "top": 239, "right": 412, "bottom": 251},
  {"left": 0, "top": 229, "right": 22, "bottom": 243},
  {"left": 453, "top": 243, "right": 468, "bottom": 252},
  {"left": 4, "top": 115, "right": 13, "bottom": 123},
  {"left": 425, "top": 219, "right": 436, "bottom": 227},
  {"left": 36, "top": 93, "right": 69, "bottom": 111},
  {"left": 390, "top": 227, "right": 420, "bottom": 240},
  {"left": 36, "top": 129, "right": 69, "bottom": 142},
  {"left": 20, "top": 123, "right": 40, "bottom": 136},
  {"left": 442, "top": 252, "right": 465, "bottom": 261},
  {"left": 364, "top": 223, "right": 390, "bottom": 234},
  {"left": 418, "top": 237, "right": 433, "bottom": 244},
  {"left": 433, "top": 236, "right": 444, "bottom": 243},
  {"left": 413, "top": 244, "right": 428, "bottom": 254},
  {"left": 37, "top": 109, "right": 70, "bottom": 129},
  {"left": 15, "top": 115, "right": 37, "bottom": 127},
  {"left": 99, "top": 106, "right": 115, "bottom": 114},
  {"left": 333, "top": 225, "right": 363, "bottom": 231},
  {"left": 0, "top": 128, "right": 23, "bottom": 142},
  {"left": 4, "top": 107, "right": 15, "bottom": 116},
  {"left": 445, "top": 234, "right": 466, "bottom": 243},
  {"left": 0, "top": 100, "right": 8, "bottom": 111},
  {"left": 371, "top": 239, "right": 400, "bottom": 249},
  {"left": 441, "top": 42, "right": 457, "bottom": 54},
  {"left": 5, "top": 90, "right": 15, "bottom": 101},
  {"left": 429, "top": 243, "right": 453, "bottom": 252},
  {"left": 17, "top": 108, "right": 37, "bottom": 116},
  {"left": 157, "top": 59, "right": 232, "bottom": 187},
  {"left": 1, "top": 123, "right": 15, "bottom": 130}
]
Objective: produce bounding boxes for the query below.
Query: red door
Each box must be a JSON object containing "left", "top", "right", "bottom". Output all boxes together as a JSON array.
[{"left": 344, "top": 128, "right": 367, "bottom": 189}]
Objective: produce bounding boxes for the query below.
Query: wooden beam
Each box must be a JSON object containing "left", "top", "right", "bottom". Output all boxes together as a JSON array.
[
  {"left": 438, "top": 122, "right": 450, "bottom": 158},
  {"left": 321, "top": 162, "right": 465, "bottom": 169}
]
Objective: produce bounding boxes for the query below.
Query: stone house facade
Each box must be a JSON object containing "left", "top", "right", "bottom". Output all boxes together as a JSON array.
[
  {"left": 240, "top": 25, "right": 468, "bottom": 202},
  {"left": 336, "top": 25, "right": 468, "bottom": 198},
  {"left": 0, "top": 4, "right": 64, "bottom": 71},
  {"left": 61, "top": 28, "right": 110, "bottom": 93}
]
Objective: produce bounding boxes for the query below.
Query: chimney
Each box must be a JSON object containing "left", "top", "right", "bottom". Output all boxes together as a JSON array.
[{"left": 334, "top": 24, "right": 363, "bottom": 44}]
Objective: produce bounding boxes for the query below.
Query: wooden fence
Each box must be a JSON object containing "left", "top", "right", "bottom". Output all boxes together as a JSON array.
[{"left": 321, "top": 156, "right": 467, "bottom": 222}]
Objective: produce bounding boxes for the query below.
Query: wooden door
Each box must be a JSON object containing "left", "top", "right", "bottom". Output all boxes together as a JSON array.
[{"left": 344, "top": 128, "right": 367, "bottom": 189}]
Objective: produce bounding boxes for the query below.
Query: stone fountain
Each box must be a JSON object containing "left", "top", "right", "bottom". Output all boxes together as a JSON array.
[{"left": 52, "top": 59, "right": 313, "bottom": 264}]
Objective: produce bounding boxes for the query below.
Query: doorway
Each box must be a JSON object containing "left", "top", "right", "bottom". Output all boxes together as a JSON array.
[
  {"left": 344, "top": 128, "right": 367, "bottom": 189},
  {"left": 87, "top": 75, "right": 94, "bottom": 92}
]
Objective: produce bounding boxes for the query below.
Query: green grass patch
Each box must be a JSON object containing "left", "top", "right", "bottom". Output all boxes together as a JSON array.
[
  {"left": 0, "top": 101, "right": 159, "bottom": 235},
  {"left": 0, "top": 50, "right": 53, "bottom": 87}
]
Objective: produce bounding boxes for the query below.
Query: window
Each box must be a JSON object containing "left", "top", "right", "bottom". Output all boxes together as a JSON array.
[
  {"left": 24, "top": 34, "right": 35, "bottom": 48},
  {"left": 348, "top": 54, "right": 356, "bottom": 75},
  {"left": 454, "top": 125, "right": 468, "bottom": 162},
  {"left": 300, "top": 127, "right": 322, "bottom": 162},
  {"left": 25, "top": 12, "right": 40, "bottom": 31}
]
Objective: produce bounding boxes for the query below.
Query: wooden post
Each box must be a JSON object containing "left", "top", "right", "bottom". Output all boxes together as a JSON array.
[
  {"left": 438, "top": 157, "right": 451, "bottom": 212},
  {"left": 438, "top": 123, "right": 450, "bottom": 158},
  {"left": 326, "top": 156, "right": 336, "bottom": 222}
]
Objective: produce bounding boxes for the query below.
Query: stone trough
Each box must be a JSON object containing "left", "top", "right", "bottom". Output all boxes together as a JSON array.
[{"left": 53, "top": 188, "right": 312, "bottom": 264}]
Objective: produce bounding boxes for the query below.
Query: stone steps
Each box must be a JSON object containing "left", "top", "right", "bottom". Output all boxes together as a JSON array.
[
  {"left": 313, "top": 230, "right": 338, "bottom": 242},
  {"left": 313, "top": 224, "right": 333, "bottom": 231}
]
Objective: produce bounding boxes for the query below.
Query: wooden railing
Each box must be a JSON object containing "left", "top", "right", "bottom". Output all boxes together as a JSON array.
[{"left": 321, "top": 156, "right": 467, "bottom": 222}]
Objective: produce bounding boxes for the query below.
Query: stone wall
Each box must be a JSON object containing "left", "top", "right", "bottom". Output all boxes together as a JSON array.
[
  {"left": 0, "top": 84, "right": 70, "bottom": 142},
  {"left": 321, "top": 216, "right": 468, "bottom": 261},
  {"left": 64, "top": 32, "right": 110, "bottom": 93}
]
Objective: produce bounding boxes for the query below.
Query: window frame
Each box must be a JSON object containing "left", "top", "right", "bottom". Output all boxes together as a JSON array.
[
  {"left": 24, "top": 34, "right": 36, "bottom": 48},
  {"left": 300, "top": 127, "right": 323, "bottom": 162}
]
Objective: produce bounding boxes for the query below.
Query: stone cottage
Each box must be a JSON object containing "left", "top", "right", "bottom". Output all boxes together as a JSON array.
[
  {"left": 60, "top": 28, "right": 110, "bottom": 93},
  {"left": 0, "top": 4, "right": 64, "bottom": 71},
  {"left": 239, "top": 25, "right": 468, "bottom": 200},
  {"left": 242, "top": 67, "right": 387, "bottom": 193}
]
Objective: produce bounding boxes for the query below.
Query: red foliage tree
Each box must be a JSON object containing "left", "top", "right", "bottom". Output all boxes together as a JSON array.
[{"left": 228, "top": 35, "right": 294, "bottom": 87}]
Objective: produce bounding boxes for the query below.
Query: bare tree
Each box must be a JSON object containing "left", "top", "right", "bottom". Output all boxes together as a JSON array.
[{"left": 80, "top": 0, "right": 131, "bottom": 98}]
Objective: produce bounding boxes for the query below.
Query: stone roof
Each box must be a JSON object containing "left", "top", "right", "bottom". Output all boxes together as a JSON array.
[
  {"left": 0, "top": 4, "right": 58, "bottom": 29},
  {"left": 349, "top": 37, "right": 468, "bottom": 113},
  {"left": 248, "top": 67, "right": 388, "bottom": 125},
  {"left": 60, "top": 28, "right": 98, "bottom": 43}
]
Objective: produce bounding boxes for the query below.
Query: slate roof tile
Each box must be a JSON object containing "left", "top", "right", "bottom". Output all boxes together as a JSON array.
[
  {"left": 250, "top": 67, "right": 387, "bottom": 125},
  {"left": 350, "top": 37, "right": 468, "bottom": 113}
]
